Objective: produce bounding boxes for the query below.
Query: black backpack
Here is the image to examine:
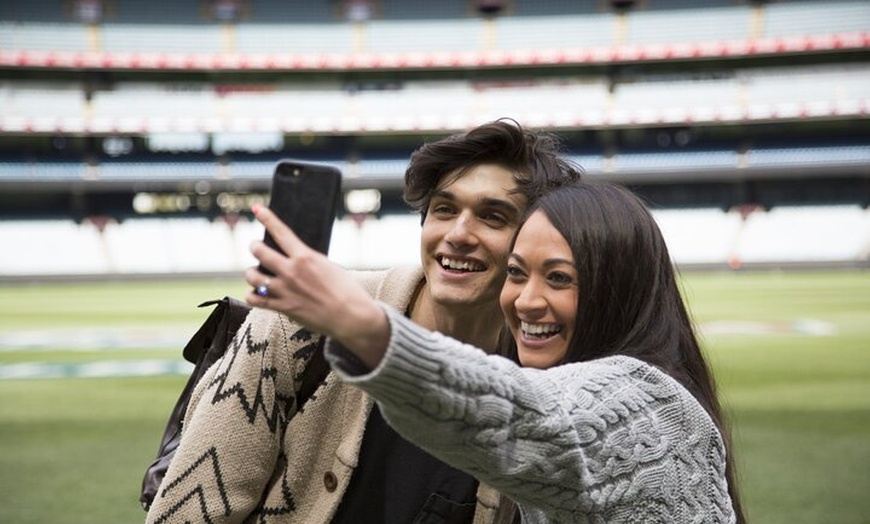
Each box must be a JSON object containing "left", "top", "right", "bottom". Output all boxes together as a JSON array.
[{"left": 139, "top": 296, "right": 328, "bottom": 511}]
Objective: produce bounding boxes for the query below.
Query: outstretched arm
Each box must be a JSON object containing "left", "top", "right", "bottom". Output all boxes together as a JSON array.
[
  {"left": 326, "top": 308, "right": 731, "bottom": 522},
  {"left": 245, "top": 204, "right": 389, "bottom": 369}
]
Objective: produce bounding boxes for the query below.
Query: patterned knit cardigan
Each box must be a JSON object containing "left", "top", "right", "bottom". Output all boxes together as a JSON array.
[
  {"left": 327, "top": 305, "right": 738, "bottom": 524},
  {"left": 145, "top": 265, "right": 500, "bottom": 524}
]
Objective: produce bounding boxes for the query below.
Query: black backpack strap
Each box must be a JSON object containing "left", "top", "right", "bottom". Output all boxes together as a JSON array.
[
  {"left": 185, "top": 296, "right": 251, "bottom": 364},
  {"left": 140, "top": 297, "right": 251, "bottom": 510},
  {"left": 296, "top": 335, "right": 330, "bottom": 411}
]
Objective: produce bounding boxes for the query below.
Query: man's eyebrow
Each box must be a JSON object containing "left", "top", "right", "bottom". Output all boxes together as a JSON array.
[
  {"left": 480, "top": 197, "right": 522, "bottom": 215},
  {"left": 431, "top": 190, "right": 521, "bottom": 214},
  {"left": 431, "top": 189, "right": 455, "bottom": 201}
]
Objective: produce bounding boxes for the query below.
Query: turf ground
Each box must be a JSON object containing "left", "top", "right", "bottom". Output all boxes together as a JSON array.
[{"left": 0, "top": 271, "right": 868, "bottom": 523}]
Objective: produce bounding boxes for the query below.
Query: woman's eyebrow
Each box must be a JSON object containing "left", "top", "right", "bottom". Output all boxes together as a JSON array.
[
  {"left": 542, "top": 258, "right": 574, "bottom": 269},
  {"left": 509, "top": 253, "right": 573, "bottom": 268}
]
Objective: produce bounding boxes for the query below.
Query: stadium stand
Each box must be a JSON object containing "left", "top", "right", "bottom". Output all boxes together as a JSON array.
[
  {"left": 101, "top": 218, "right": 175, "bottom": 274},
  {"left": 0, "top": 219, "right": 109, "bottom": 275},
  {"left": 652, "top": 208, "right": 743, "bottom": 267},
  {"left": 2, "top": 206, "right": 866, "bottom": 276},
  {"left": 1, "top": 64, "right": 867, "bottom": 134},
  {"left": 0, "top": 0, "right": 867, "bottom": 276},
  {"left": 733, "top": 205, "right": 870, "bottom": 266}
]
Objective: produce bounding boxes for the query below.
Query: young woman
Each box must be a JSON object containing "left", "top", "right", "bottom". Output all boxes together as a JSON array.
[{"left": 246, "top": 182, "right": 745, "bottom": 523}]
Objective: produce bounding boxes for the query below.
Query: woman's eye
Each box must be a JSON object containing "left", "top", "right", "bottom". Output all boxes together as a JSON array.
[
  {"left": 506, "top": 265, "right": 525, "bottom": 279},
  {"left": 549, "top": 272, "right": 574, "bottom": 285}
]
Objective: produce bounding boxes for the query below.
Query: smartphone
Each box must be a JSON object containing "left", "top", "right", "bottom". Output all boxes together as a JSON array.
[{"left": 258, "top": 159, "right": 343, "bottom": 276}]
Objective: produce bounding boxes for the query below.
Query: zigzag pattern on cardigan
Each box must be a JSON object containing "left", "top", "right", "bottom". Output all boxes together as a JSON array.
[
  {"left": 254, "top": 451, "right": 299, "bottom": 520},
  {"left": 149, "top": 446, "right": 230, "bottom": 524},
  {"left": 207, "top": 323, "right": 320, "bottom": 432},
  {"left": 149, "top": 320, "right": 325, "bottom": 523}
]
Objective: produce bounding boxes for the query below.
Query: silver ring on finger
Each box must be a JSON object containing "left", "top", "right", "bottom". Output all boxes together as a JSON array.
[{"left": 255, "top": 279, "right": 271, "bottom": 297}]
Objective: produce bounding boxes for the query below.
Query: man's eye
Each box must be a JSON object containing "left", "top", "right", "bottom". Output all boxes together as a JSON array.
[
  {"left": 431, "top": 204, "right": 454, "bottom": 215},
  {"left": 481, "top": 211, "right": 508, "bottom": 224}
]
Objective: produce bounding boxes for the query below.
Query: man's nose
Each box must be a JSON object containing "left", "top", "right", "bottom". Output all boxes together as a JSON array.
[{"left": 444, "top": 213, "right": 477, "bottom": 246}]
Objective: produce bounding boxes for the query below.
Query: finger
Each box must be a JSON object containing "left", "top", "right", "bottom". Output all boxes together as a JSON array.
[
  {"left": 252, "top": 204, "right": 309, "bottom": 258},
  {"left": 242, "top": 266, "right": 273, "bottom": 296},
  {"left": 245, "top": 287, "right": 271, "bottom": 308},
  {"left": 249, "top": 240, "right": 286, "bottom": 277},
  {"left": 244, "top": 267, "right": 275, "bottom": 306},
  {"left": 244, "top": 266, "right": 267, "bottom": 289},
  {"left": 245, "top": 267, "right": 265, "bottom": 288}
]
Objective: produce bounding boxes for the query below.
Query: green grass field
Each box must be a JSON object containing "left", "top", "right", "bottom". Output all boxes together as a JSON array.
[{"left": 0, "top": 271, "right": 868, "bottom": 523}]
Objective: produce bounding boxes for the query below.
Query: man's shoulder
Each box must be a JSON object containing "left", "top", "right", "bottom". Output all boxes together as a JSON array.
[
  {"left": 350, "top": 265, "right": 423, "bottom": 306},
  {"left": 242, "top": 265, "right": 423, "bottom": 346}
]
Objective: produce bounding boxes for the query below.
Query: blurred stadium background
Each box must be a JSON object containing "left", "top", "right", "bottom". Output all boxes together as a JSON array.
[
  {"left": 0, "top": 1, "right": 868, "bottom": 523},
  {"left": 0, "top": 0, "right": 867, "bottom": 276}
]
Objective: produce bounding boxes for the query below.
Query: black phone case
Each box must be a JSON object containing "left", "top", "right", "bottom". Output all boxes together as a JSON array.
[{"left": 259, "top": 160, "right": 342, "bottom": 276}]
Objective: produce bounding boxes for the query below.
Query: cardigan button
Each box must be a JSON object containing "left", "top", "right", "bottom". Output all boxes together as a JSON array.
[{"left": 323, "top": 471, "right": 338, "bottom": 492}]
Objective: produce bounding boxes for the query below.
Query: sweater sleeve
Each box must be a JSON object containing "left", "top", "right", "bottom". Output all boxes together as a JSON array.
[
  {"left": 325, "top": 305, "right": 734, "bottom": 523},
  {"left": 145, "top": 307, "right": 320, "bottom": 524}
]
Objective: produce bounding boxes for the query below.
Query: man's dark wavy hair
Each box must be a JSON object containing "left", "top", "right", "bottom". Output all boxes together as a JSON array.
[{"left": 403, "top": 118, "right": 583, "bottom": 222}]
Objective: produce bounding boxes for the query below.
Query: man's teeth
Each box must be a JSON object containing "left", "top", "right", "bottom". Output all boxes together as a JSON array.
[
  {"left": 521, "top": 321, "right": 562, "bottom": 338},
  {"left": 440, "top": 257, "right": 484, "bottom": 271}
]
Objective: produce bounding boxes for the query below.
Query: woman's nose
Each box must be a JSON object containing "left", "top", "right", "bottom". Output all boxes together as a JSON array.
[{"left": 514, "top": 280, "right": 546, "bottom": 313}]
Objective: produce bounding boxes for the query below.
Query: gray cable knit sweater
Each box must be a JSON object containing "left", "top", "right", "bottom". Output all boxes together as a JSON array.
[{"left": 326, "top": 305, "right": 737, "bottom": 524}]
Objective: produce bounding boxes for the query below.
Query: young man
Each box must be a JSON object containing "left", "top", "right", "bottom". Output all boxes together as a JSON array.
[{"left": 145, "top": 119, "right": 582, "bottom": 523}]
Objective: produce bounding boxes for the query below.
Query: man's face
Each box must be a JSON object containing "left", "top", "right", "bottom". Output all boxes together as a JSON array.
[{"left": 420, "top": 164, "right": 526, "bottom": 310}]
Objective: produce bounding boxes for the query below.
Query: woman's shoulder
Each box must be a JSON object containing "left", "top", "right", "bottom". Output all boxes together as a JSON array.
[
  {"left": 569, "top": 354, "right": 687, "bottom": 392},
  {"left": 557, "top": 355, "right": 714, "bottom": 429}
]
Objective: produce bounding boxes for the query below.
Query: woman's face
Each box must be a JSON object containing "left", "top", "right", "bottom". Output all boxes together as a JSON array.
[{"left": 500, "top": 210, "right": 578, "bottom": 369}]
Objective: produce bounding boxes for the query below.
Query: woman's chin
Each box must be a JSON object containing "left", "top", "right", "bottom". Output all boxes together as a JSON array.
[{"left": 517, "top": 337, "right": 566, "bottom": 369}]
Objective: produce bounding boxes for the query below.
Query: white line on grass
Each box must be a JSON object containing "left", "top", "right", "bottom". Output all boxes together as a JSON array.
[{"left": 0, "top": 359, "right": 195, "bottom": 380}]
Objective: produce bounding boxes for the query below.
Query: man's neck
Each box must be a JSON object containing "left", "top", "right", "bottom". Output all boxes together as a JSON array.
[{"left": 408, "top": 283, "right": 503, "bottom": 353}]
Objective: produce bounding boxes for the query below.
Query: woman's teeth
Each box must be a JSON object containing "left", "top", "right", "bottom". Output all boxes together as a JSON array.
[{"left": 520, "top": 321, "right": 562, "bottom": 339}]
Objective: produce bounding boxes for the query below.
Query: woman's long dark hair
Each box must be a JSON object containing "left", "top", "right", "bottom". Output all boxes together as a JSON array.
[{"left": 497, "top": 182, "right": 745, "bottom": 523}]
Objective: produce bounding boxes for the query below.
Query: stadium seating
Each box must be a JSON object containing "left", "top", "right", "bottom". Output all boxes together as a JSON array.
[
  {"left": 652, "top": 208, "right": 743, "bottom": 266},
  {"left": 2, "top": 1, "right": 867, "bottom": 64},
  {"left": 1, "top": 143, "right": 868, "bottom": 190},
  {"left": 0, "top": 0, "right": 866, "bottom": 277},
  {"left": 0, "top": 219, "right": 109, "bottom": 274},
  {"left": 733, "top": 205, "right": 870, "bottom": 264},
  {"left": 2, "top": 206, "right": 867, "bottom": 277},
  {"left": 765, "top": 1, "right": 870, "bottom": 37},
  {"left": 1, "top": 63, "right": 867, "bottom": 135}
]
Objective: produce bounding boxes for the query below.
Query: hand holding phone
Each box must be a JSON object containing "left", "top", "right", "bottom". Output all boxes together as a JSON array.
[{"left": 258, "top": 160, "right": 342, "bottom": 277}]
